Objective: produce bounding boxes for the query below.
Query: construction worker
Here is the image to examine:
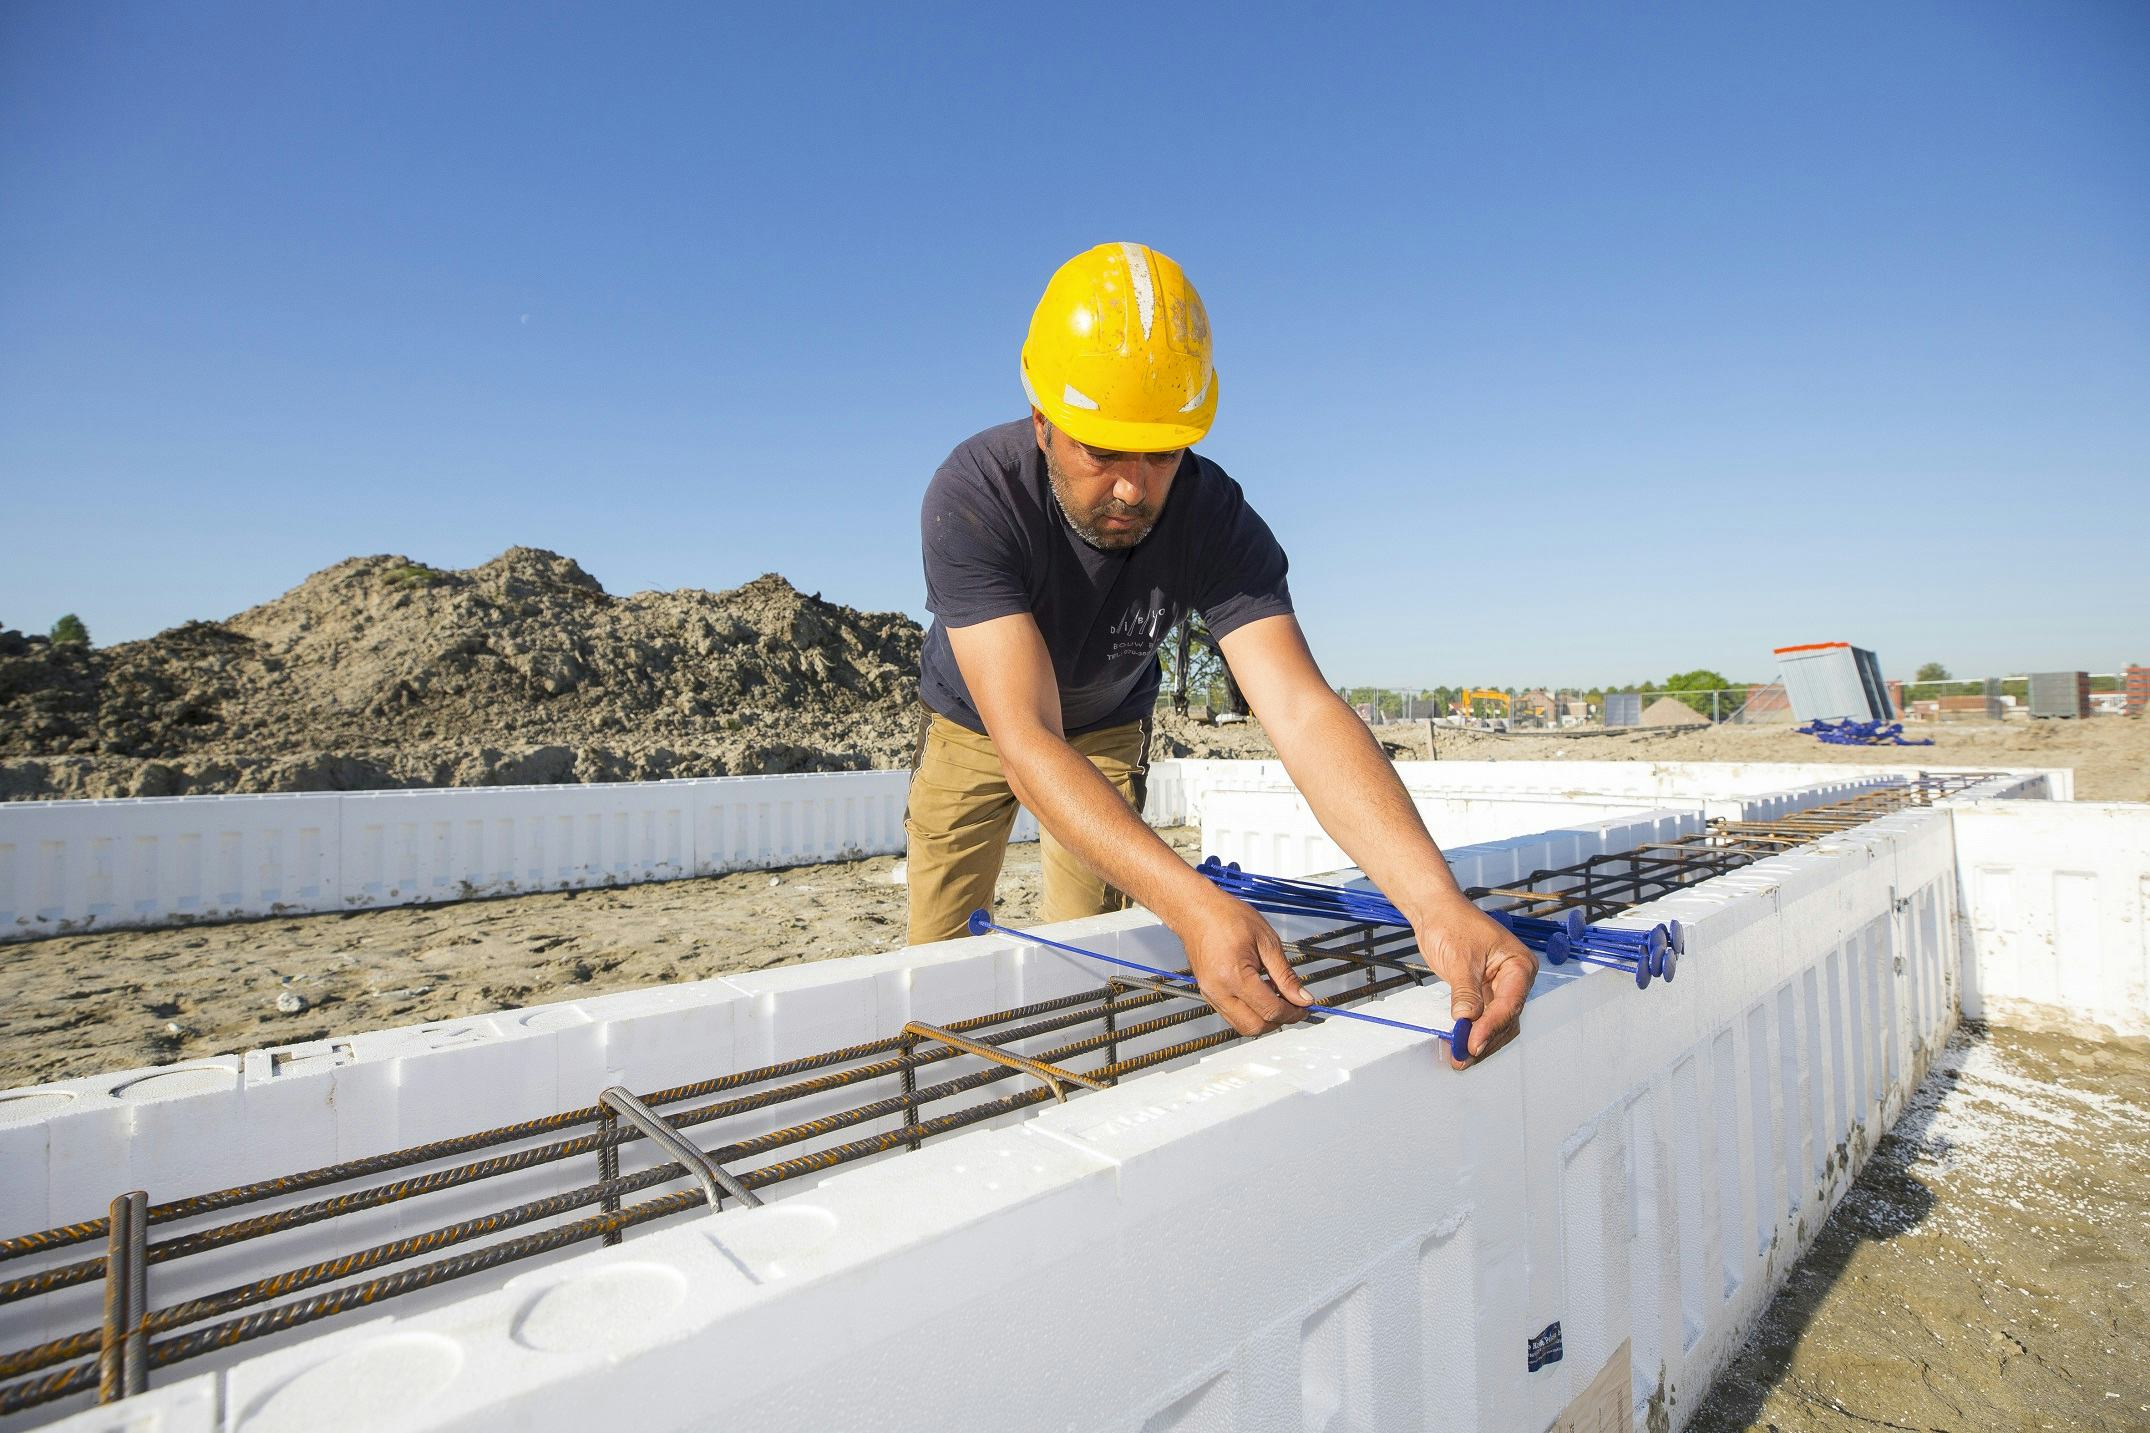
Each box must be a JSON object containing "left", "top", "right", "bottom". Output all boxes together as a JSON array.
[{"left": 908, "top": 243, "right": 1536, "bottom": 1064}]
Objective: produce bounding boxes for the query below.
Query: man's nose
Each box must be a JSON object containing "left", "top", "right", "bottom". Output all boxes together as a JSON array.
[{"left": 1111, "top": 471, "right": 1147, "bottom": 506}]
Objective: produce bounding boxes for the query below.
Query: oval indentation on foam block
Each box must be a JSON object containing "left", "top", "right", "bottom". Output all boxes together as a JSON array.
[
  {"left": 517, "top": 1006, "right": 592, "bottom": 1032},
  {"left": 511, "top": 1262, "right": 689, "bottom": 1353},
  {"left": 707, "top": 1204, "right": 839, "bottom": 1278},
  {"left": 111, "top": 1065, "right": 237, "bottom": 1103},
  {"left": 0, "top": 1089, "right": 76, "bottom": 1126},
  {"left": 239, "top": 1332, "right": 462, "bottom": 1433}
]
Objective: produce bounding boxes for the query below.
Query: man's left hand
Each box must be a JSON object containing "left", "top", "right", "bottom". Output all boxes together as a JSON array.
[{"left": 1410, "top": 898, "right": 1539, "bottom": 1068}]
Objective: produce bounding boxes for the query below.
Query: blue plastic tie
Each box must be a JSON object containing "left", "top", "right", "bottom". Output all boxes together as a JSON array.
[{"left": 1200, "top": 861, "right": 1681, "bottom": 988}]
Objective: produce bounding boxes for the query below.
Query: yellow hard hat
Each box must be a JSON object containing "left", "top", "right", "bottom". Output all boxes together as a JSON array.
[{"left": 1020, "top": 242, "right": 1218, "bottom": 452}]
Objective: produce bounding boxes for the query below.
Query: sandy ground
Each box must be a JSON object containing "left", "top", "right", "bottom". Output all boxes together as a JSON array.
[
  {"left": 0, "top": 828, "right": 1206, "bottom": 1090},
  {"left": 1690, "top": 1021, "right": 2150, "bottom": 1433}
]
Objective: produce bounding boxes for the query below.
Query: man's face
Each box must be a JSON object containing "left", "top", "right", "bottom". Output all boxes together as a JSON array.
[{"left": 1034, "top": 411, "right": 1184, "bottom": 551}]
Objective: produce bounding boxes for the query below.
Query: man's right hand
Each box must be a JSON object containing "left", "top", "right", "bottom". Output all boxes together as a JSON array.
[{"left": 1175, "top": 890, "right": 1317, "bottom": 1036}]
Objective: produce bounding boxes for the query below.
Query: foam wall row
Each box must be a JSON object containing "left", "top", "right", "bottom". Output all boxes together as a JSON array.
[
  {"left": 1167, "top": 757, "right": 2070, "bottom": 814},
  {"left": 0, "top": 759, "right": 2059, "bottom": 943},
  {"left": 3, "top": 788, "right": 1993, "bottom": 1432},
  {"left": 0, "top": 771, "right": 1076, "bottom": 942},
  {"left": 1202, "top": 787, "right": 1696, "bottom": 878}
]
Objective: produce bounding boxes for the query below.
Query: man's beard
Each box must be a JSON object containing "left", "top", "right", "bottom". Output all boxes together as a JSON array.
[{"left": 1046, "top": 448, "right": 1160, "bottom": 551}]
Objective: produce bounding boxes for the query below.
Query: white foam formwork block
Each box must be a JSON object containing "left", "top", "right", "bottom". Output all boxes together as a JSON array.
[
  {"left": 0, "top": 792, "right": 343, "bottom": 939},
  {"left": 1950, "top": 799, "right": 2150, "bottom": 1038},
  {"left": 683, "top": 771, "right": 907, "bottom": 874}
]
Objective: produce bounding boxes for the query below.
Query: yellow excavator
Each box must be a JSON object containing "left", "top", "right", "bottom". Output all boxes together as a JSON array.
[{"left": 1459, "top": 688, "right": 1512, "bottom": 718}]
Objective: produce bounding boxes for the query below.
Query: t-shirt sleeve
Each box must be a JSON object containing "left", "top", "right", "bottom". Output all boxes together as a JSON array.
[
  {"left": 1191, "top": 471, "right": 1294, "bottom": 640},
  {"left": 921, "top": 462, "right": 1033, "bottom": 629}
]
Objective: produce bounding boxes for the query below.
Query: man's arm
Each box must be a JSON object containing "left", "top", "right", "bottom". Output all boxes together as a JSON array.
[
  {"left": 1218, "top": 614, "right": 1538, "bottom": 1065},
  {"left": 946, "top": 614, "right": 1317, "bottom": 1037}
]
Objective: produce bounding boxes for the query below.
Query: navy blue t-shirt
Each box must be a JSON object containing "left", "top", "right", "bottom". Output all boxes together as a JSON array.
[{"left": 919, "top": 418, "right": 1294, "bottom": 734}]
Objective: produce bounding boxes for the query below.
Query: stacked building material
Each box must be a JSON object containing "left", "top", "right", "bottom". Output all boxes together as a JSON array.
[
  {"left": 1774, "top": 642, "right": 1894, "bottom": 722},
  {"left": 2028, "top": 671, "right": 2092, "bottom": 719}
]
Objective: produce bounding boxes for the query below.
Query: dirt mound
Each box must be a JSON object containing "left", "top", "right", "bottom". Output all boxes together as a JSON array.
[{"left": 0, "top": 549, "right": 925, "bottom": 798}]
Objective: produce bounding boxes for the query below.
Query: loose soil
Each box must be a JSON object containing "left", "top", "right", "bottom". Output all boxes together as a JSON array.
[
  {"left": 0, "top": 549, "right": 926, "bottom": 797},
  {"left": 0, "top": 827, "right": 1204, "bottom": 1090},
  {"left": 1689, "top": 1022, "right": 2150, "bottom": 1433},
  {"left": 0, "top": 549, "right": 1280, "bottom": 800}
]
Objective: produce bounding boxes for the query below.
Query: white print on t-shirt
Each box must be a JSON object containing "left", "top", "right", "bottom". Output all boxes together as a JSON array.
[{"left": 1105, "top": 598, "right": 1172, "bottom": 660}]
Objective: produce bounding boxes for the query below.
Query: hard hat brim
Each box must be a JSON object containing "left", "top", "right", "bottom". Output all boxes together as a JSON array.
[{"left": 1022, "top": 365, "right": 1219, "bottom": 453}]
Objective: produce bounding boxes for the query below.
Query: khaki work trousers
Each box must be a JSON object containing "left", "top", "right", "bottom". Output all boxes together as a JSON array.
[{"left": 904, "top": 709, "right": 1151, "bottom": 946}]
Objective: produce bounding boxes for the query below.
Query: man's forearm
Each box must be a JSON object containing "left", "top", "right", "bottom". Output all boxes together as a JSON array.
[
  {"left": 1205, "top": 616, "right": 1537, "bottom": 1055},
  {"left": 1268, "top": 695, "right": 1471, "bottom": 922},
  {"left": 992, "top": 726, "right": 1217, "bottom": 924}
]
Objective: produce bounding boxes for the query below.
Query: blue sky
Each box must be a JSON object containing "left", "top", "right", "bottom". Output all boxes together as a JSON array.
[{"left": 3, "top": 3, "right": 2144, "bottom": 687}]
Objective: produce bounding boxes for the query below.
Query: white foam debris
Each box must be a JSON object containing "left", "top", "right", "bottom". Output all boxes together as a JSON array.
[{"left": 1852, "top": 1026, "right": 2150, "bottom": 1245}]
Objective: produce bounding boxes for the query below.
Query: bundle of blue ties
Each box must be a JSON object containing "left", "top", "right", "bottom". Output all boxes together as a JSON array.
[
  {"left": 1197, "top": 857, "right": 1682, "bottom": 989},
  {"left": 1796, "top": 718, "right": 1932, "bottom": 747}
]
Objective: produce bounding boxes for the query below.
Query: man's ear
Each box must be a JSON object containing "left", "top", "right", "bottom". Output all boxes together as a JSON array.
[{"left": 1030, "top": 408, "right": 1051, "bottom": 455}]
